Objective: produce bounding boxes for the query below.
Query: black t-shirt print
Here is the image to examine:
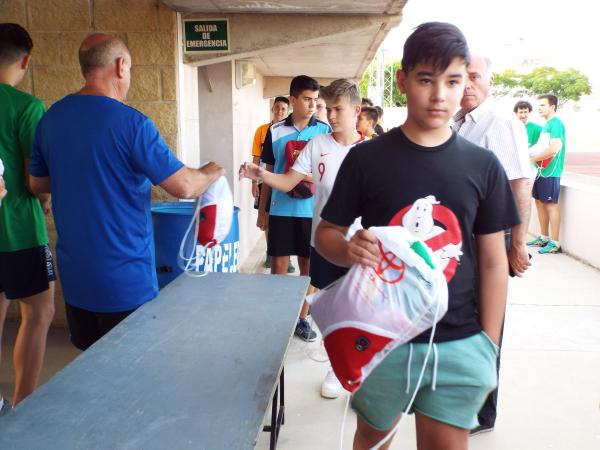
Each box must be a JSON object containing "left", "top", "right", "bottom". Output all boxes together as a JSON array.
[{"left": 321, "top": 127, "right": 520, "bottom": 343}]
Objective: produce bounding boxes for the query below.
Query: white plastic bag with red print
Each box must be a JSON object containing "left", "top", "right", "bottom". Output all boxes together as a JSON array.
[
  {"left": 310, "top": 225, "right": 448, "bottom": 393},
  {"left": 177, "top": 175, "right": 233, "bottom": 276}
]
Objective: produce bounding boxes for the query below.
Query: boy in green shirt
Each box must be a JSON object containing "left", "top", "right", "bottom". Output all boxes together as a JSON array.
[
  {"left": 0, "top": 23, "right": 55, "bottom": 413},
  {"left": 527, "top": 94, "right": 566, "bottom": 254}
]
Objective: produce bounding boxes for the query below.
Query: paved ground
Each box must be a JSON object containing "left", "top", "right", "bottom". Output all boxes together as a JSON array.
[
  {"left": 2, "top": 237, "right": 599, "bottom": 449},
  {"left": 248, "top": 238, "right": 600, "bottom": 450}
]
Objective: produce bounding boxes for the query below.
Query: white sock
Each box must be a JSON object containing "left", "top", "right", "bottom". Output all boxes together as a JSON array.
[{"left": 0, "top": 397, "right": 4, "bottom": 410}]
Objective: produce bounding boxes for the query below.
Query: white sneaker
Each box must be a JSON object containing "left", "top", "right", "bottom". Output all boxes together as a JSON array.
[{"left": 321, "top": 369, "right": 343, "bottom": 399}]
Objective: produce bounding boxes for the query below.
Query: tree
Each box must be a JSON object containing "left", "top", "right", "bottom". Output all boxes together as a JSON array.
[
  {"left": 493, "top": 66, "right": 592, "bottom": 108},
  {"left": 492, "top": 68, "right": 523, "bottom": 98},
  {"left": 358, "top": 67, "right": 371, "bottom": 101},
  {"left": 359, "top": 60, "right": 407, "bottom": 107}
]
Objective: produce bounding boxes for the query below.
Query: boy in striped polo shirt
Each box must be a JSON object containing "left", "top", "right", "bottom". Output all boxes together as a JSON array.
[{"left": 258, "top": 75, "right": 330, "bottom": 341}]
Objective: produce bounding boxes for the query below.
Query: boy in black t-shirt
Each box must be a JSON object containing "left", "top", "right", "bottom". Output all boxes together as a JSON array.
[{"left": 316, "top": 22, "right": 519, "bottom": 449}]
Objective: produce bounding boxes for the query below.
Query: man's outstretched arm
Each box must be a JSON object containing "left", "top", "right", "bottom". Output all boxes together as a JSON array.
[
  {"left": 160, "top": 162, "right": 225, "bottom": 199},
  {"left": 239, "top": 161, "right": 305, "bottom": 193}
]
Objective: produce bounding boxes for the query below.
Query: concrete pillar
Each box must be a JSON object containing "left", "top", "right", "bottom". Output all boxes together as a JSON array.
[
  {"left": 192, "top": 61, "right": 269, "bottom": 263},
  {"left": 197, "top": 62, "right": 235, "bottom": 186}
]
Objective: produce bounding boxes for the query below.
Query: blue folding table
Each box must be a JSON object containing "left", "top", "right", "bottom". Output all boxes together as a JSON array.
[{"left": 0, "top": 272, "right": 309, "bottom": 449}]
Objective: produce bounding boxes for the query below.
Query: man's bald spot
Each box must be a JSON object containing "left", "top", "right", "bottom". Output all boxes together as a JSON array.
[{"left": 79, "top": 33, "right": 130, "bottom": 76}]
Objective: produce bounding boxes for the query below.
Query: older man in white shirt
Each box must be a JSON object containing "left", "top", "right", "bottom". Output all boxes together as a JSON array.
[{"left": 453, "top": 55, "right": 532, "bottom": 435}]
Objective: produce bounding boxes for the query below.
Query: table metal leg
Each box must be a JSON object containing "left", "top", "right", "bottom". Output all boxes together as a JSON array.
[
  {"left": 263, "top": 367, "right": 285, "bottom": 449},
  {"left": 279, "top": 368, "right": 285, "bottom": 426}
]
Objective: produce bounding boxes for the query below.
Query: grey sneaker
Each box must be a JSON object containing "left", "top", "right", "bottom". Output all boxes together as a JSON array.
[
  {"left": 470, "top": 425, "right": 494, "bottom": 436},
  {"left": 295, "top": 319, "right": 317, "bottom": 342},
  {"left": 0, "top": 398, "right": 12, "bottom": 417}
]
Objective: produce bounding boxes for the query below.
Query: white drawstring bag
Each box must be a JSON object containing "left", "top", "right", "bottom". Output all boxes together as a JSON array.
[
  {"left": 309, "top": 225, "right": 448, "bottom": 393},
  {"left": 177, "top": 176, "right": 233, "bottom": 276}
]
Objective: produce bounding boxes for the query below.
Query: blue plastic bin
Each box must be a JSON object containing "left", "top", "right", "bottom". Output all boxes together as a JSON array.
[{"left": 151, "top": 202, "right": 240, "bottom": 289}]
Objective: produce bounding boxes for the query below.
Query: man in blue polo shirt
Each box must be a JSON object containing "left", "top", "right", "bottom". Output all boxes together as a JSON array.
[
  {"left": 29, "top": 34, "right": 224, "bottom": 350},
  {"left": 258, "top": 75, "right": 330, "bottom": 341}
]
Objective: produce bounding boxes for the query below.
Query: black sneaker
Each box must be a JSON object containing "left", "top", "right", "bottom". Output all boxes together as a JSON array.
[
  {"left": 0, "top": 398, "right": 12, "bottom": 417},
  {"left": 295, "top": 319, "right": 317, "bottom": 342},
  {"left": 470, "top": 425, "right": 494, "bottom": 436}
]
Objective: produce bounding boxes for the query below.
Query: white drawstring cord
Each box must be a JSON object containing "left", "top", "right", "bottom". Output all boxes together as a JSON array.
[
  {"left": 405, "top": 344, "right": 413, "bottom": 394},
  {"left": 432, "top": 344, "right": 439, "bottom": 391},
  {"left": 367, "top": 297, "right": 443, "bottom": 450},
  {"left": 304, "top": 315, "right": 329, "bottom": 363},
  {"left": 339, "top": 393, "right": 351, "bottom": 450},
  {"left": 334, "top": 297, "right": 443, "bottom": 450},
  {"left": 178, "top": 199, "right": 209, "bottom": 278}
]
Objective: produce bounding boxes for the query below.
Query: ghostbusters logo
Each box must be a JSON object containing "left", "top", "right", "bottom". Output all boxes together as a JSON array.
[{"left": 389, "top": 195, "right": 463, "bottom": 282}]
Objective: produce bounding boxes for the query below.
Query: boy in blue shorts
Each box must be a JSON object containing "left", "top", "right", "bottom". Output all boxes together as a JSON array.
[
  {"left": 527, "top": 94, "right": 566, "bottom": 254},
  {"left": 315, "top": 22, "right": 519, "bottom": 449}
]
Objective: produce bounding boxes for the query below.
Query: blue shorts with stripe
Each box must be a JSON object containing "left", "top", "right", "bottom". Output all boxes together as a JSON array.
[{"left": 533, "top": 176, "right": 560, "bottom": 203}]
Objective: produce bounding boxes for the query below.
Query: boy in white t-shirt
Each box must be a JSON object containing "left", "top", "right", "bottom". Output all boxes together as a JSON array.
[{"left": 239, "top": 79, "right": 365, "bottom": 398}]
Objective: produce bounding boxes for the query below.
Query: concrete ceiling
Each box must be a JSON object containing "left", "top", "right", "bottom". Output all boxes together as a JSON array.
[
  {"left": 162, "top": 0, "right": 405, "bottom": 15},
  {"left": 181, "top": 13, "right": 402, "bottom": 79},
  {"left": 250, "top": 27, "right": 384, "bottom": 79}
]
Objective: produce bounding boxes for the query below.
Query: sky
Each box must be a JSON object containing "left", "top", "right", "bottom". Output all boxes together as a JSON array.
[{"left": 383, "top": 0, "right": 598, "bottom": 88}]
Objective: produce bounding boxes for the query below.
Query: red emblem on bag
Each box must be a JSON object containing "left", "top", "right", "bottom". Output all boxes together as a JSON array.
[{"left": 284, "top": 140, "right": 314, "bottom": 199}]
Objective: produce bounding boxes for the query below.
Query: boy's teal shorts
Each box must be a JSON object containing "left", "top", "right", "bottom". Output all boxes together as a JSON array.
[{"left": 351, "top": 331, "right": 499, "bottom": 431}]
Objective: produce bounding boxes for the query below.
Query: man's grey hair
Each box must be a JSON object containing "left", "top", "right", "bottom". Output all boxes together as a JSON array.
[
  {"left": 482, "top": 56, "right": 493, "bottom": 77},
  {"left": 78, "top": 34, "right": 129, "bottom": 76},
  {"left": 471, "top": 54, "right": 493, "bottom": 78},
  {"left": 319, "top": 79, "right": 361, "bottom": 106}
]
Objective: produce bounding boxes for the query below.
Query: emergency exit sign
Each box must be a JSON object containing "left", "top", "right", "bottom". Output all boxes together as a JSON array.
[{"left": 183, "top": 19, "right": 230, "bottom": 53}]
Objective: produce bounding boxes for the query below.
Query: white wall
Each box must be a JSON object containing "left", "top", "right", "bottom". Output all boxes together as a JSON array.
[
  {"left": 232, "top": 70, "right": 271, "bottom": 264},
  {"left": 197, "top": 62, "right": 235, "bottom": 182},
  {"left": 529, "top": 173, "right": 600, "bottom": 269},
  {"left": 178, "top": 63, "right": 200, "bottom": 167},
  {"left": 189, "top": 60, "right": 270, "bottom": 264}
]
